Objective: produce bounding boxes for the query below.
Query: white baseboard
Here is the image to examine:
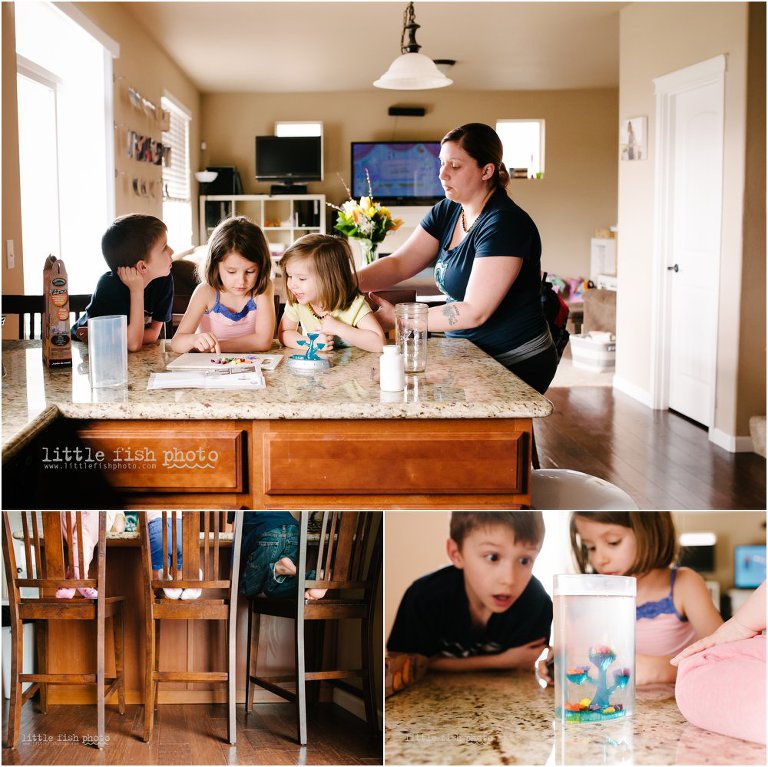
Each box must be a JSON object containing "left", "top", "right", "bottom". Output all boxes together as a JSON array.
[
  {"left": 332, "top": 687, "right": 383, "bottom": 729},
  {"left": 709, "top": 428, "right": 755, "bottom": 454},
  {"left": 612, "top": 375, "right": 654, "bottom": 408}
]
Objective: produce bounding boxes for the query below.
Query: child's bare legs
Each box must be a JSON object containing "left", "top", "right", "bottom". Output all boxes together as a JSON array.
[{"left": 275, "top": 557, "right": 327, "bottom": 600}]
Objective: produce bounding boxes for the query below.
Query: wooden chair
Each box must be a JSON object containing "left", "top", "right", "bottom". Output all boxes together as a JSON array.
[
  {"left": 1, "top": 512, "right": 125, "bottom": 749},
  {"left": 244, "top": 511, "right": 382, "bottom": 745},
  {"left": 2, "top": 294, "right": 91, "bottom": 339},
  {"left": 139, "top": 512, "right": 243, "bottom": 744}
]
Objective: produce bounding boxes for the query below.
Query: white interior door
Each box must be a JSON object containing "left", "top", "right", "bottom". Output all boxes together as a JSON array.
[{"left": 654, "top": 57, "right": 724, "bottom": 428}]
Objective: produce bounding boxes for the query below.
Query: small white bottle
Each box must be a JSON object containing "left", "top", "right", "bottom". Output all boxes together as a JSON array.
[{"left": 380, "top": 345, "right": 405, "bottom": 392}]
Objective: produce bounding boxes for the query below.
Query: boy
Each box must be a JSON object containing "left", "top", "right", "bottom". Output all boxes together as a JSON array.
[
  {"left": 72, "top": 214, "right": 174, "bottom": 351},
  {"left": 387, "top": 512, "right": 552, "bottom": 671}
]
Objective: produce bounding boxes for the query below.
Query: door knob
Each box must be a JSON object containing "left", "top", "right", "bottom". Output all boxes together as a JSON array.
[{"left": 666, "top": 264, "right": 679, "bottom": 272}]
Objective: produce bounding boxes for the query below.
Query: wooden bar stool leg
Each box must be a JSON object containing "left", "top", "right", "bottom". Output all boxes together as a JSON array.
[
  {"left": 113, "top": 610, "right": 126, "bottom": 714},
  {"left": 96, "top": 609, "right": 106, "bottom": 749},
  {"left": 227, "top": 619, "right": 236, "bottom": 744},
  {"left": 7, "top": 618, "right": 23, "bottom": 748},
  {"left": 361, "top": 617, "right": 379, "bottom": 737},
  {"left": 143, "top": 624, "right": 155, "bottom": 743},
  {"left": 153, "top": 623, "right": 161, "bottom": 711},
  {"left": 295, "top": 612, "right": 307, "bottom": 746},
  {"left": 245, "top": 602, "right": 254, "bottom": 714},
  {"left": 36, "top": 620, "right": 49, "bottom": 714}
]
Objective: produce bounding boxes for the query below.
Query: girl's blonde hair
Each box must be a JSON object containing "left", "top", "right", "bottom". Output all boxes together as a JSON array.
[
  {"left": 201, "top": 216, "right": 271, "bottom": 295},
  {"left": 569, "top": 512, "right": 679, "bottom": 576},
  {"left": 281, "top": 234, "right": 359, "bottom": 312}
]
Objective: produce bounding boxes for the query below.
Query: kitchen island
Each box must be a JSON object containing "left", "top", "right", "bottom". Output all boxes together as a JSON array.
[
  {"left": 385, "top": 670, "right": 765, "bottom": 765},
  {"left": 2, "top": 339, "right": 552, "bottom": 509}
]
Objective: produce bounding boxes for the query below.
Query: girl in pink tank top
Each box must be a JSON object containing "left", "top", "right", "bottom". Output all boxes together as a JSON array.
[
  {"left": 171, "top": 216, "right": 275, "bottom": 354},
  {"left": 570, "top": 512, "right": 723, "bottom": 686}
]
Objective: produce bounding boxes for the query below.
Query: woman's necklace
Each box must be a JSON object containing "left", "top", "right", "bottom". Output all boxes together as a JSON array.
[
  {"left": 308, "top": 303, "right": 327, "bottom": 320},
  {"left": 460, "top": 188, "right": 495, "bottom": 233}
]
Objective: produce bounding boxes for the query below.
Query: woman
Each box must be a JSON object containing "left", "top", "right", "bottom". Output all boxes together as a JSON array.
[{"left": 359, "top": 123, "right": 557, "bottom": 393}]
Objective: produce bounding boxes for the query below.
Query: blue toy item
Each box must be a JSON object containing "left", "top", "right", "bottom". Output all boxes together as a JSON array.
[
  {"left": 286, "top": 332, "right": 331, "bottom": 372},
  {"left": 563, "top": 645, "right": 631, "bottom": 721}
]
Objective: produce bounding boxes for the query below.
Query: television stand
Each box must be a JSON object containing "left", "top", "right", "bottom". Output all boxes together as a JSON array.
[{"left": 270, "top": 183, "right": 308, "bottom": 195}]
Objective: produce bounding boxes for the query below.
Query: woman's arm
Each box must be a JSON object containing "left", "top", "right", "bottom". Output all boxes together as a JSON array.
[
  {"left": 216, "top": 287, "right": 275, "bottom": 353},
  {"left": 170, "top": 284, "right": 218, "bottom": 353},
  {"left": 428, "top": 255, "right": 523, "bottom": 333},
  {"left": 319, "top": 311, "right": 385, "bottom": 353},
  {"left": 357, "top": 227, "right": 440, "bottom": 292}
]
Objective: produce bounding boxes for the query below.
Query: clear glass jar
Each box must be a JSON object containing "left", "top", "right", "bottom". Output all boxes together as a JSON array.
[{"left": 395, "top": 302, "right": 428, "bottom": 374}]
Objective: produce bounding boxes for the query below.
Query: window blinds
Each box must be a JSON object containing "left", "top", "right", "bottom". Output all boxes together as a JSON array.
[{"left": 162, "top": 96, "right": 190, "bottom": 202}]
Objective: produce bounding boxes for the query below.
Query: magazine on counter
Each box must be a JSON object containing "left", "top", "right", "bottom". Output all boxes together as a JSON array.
[{"left": 148, "top": 367, "right": 266, "bottom": 390}]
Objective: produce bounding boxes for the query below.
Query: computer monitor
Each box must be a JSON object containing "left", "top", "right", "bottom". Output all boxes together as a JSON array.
[{"left": 734, "top": 544, "right": 766, "bottom": 589}]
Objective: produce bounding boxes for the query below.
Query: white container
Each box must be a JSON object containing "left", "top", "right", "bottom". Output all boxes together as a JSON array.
[
  {"left": 570, "top": 333, "right": 616, "bottom": 372},
  {"left": 554, "top": 574, "right": 636, "bottom": 723},
  {"left": 380, "top": 345, "right": 405, "bottom": 392},
  {"left": 88, "top": 314, "right": 128, "bottom": 388},
  {"left": 395, "top": 302, "right": 428, "bottom": 374}
]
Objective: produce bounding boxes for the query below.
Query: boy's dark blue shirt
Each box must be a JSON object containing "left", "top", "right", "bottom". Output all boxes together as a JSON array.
[
  {"left": 387, "top": 565, "right": 552, "bottom": 658},
  {"left": 71, "top": 271, "right": 173, "bottom": 337}
]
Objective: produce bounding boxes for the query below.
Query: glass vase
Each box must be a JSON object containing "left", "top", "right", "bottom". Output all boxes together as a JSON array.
[{"left": 356, "top": 239, "right": 378, "bottom": 267}]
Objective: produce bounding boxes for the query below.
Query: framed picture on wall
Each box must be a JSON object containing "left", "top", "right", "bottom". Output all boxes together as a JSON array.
[{"left": 620, "top": 116, "right": 647, "bottom": 161}]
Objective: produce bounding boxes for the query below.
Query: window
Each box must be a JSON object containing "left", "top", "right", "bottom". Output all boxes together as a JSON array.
[
  {"left": 161, "top": 96, "right": 192, "bottom": 252},
  {"left": 496, "top": 120, "right": 545, "bottom": 179},
  {"left": 15, "top": 2, "right": 116, "bottom": 294},
  {"left": 275, "top": 121, "right": 323, "bottom": 137}
]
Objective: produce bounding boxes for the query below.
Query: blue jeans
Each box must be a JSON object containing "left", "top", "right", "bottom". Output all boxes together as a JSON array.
[
  {"left": 241, "top": 524, "right": 309, "bottom": 598},
  {"left": 148, "top": 517, "right": 183, "bottom": 571}
]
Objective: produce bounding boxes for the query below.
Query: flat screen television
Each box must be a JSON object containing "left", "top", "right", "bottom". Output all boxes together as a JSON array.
[
  {"left": 351, "top": 141, "right": 444, "bottom": 205},
  {"left": 734, "top": 544, "right": 766, "bottom": 589},
  {"left": 255, "top": 136, "right": 323, "bottom": 189}
]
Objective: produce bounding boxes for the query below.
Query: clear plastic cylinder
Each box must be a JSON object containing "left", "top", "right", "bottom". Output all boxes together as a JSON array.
[{"left": 554, "top": 574, "right": 636, "bottom": 723}]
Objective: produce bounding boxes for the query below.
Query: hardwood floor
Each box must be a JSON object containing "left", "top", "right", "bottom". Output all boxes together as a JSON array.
[
  {"left": 1, "top": 701, "right": 382, "bottom": 765},
  {"left": 537, "top": 387, "right": 766, "bottom": 509}
]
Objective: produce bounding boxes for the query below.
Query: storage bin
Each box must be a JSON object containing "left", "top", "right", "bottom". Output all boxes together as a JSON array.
[{"left": 569, "top": 333, "right": 616, "bottom": 372}]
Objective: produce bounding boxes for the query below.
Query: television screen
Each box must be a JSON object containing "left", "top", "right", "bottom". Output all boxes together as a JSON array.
[
  {"left": 255, "top": 136, "right": 323, "bottom": 182},
  {"left": 734, "top": 544, "right": 766, "bottom": 589},
  {"left": 351, "top": 142, "right": 444, "bottom": 204}
]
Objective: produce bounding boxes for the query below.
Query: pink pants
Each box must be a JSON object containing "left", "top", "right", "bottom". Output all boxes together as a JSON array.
[
  {"left": 60, "top": 512, "right": 99, "bottom": 578},
  {"left": 675, "top": 635, "right": 766, "bottom": 744}
]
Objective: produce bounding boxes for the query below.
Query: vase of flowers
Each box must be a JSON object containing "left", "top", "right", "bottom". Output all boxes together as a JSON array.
[{"left": 329, "top": 171, "right": 402, "bottom": 267}]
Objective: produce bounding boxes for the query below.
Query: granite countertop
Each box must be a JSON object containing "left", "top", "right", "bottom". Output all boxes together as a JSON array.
[
  {"left": 385, "top": 671, "right": 765, "bottom": 765},
  {"left": 2, "top": 339, "right": 552, "bottom": 458}
]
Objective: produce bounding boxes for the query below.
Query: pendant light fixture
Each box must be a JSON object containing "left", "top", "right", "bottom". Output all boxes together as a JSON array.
[{"left": 374, "top": 2, "right": 453, "bottom": 90}]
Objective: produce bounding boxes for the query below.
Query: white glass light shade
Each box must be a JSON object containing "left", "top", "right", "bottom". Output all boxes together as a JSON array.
[
  {"left": 374, "top": 53, "right": 453, "bottom": 90},
  {"left": 195, "top": 170, "right": 218, "bottom": 183}
]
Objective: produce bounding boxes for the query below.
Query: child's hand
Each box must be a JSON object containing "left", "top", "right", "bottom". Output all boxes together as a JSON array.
[
  {"left": 117, "top": 266, "right": 144, "bottom": 292},
  {"left": 670, "top": 618, "right": 761, "bottom": 666},
  {"left": 191, "top": 332, "right": 221, "bottom": 354},
  {"left": 308, "top": 333, "right": 334, "bottom": 351},
  {"left": 494, "top": 638, "right": 548, "bottom": 670},
  {"left": 319, "top": 314, "right": 342, "bottom": 338}
]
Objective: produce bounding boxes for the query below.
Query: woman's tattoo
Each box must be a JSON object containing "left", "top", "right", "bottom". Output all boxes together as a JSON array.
[{"left": 442, "top": 304, "right": 460, "bottom": 326}]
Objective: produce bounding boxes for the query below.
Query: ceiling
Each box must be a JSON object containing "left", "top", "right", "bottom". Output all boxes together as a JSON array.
[{"left": 122, "top": 2, "right": 624, "bottom": 93}]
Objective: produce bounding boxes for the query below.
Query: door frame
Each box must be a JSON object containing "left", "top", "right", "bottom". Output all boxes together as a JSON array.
[{"left": 649, "top": 55, "right": 726, "bottom": 428}]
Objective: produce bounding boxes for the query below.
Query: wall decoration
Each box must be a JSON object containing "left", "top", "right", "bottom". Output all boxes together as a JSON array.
[{"left": 620, "top": 117, "right": 647, "bottom": 161}]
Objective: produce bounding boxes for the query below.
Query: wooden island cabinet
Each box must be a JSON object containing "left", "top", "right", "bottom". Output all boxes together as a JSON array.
[{"left": 2, "top": 339, "right": 552, "bottom": 509}]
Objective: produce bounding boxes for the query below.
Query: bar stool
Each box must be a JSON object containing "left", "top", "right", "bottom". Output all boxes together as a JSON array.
[{"left": 531, "top": 468, "right": 639, "bottom": 510}]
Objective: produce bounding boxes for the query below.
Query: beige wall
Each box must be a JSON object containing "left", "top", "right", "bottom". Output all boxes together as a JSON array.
[
  {"left": 615, "top": 2, "right": 764, "bottom": 442},
  {"left": 2, "top": 2, "right": 24, "bottom": 307},
  {"left": 384, "top": 511, "right": 766, "bottom": 639},
  {"left": 737, "top": 3, "right": 766, "bottom": 435},
  {"left": 201, "top": 88, "right": 618, "bottom": 279}
]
